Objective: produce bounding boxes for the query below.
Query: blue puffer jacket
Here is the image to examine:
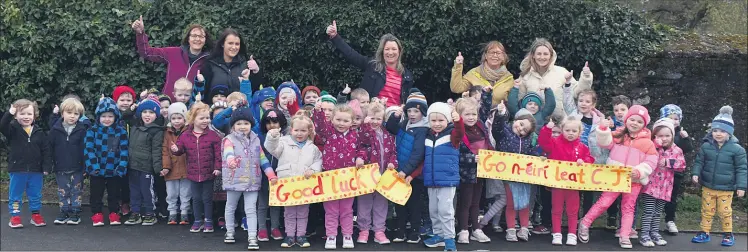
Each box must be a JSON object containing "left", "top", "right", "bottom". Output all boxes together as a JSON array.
[
  {"left": 423, "top": 122, "right": 463, "bottom": 187},
  {"left": 386, "top": 115, "right": 429, "bottom": 178}
]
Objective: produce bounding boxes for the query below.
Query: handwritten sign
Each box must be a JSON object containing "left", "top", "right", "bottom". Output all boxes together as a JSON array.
[
  {"left": 477, "top": 149, "right": 631, "bottom": 193},
  {"left": 375, "top": 169, "right": 412, "bottom": 205},
  {"left": 269, "top": 164, "right": 382, "bottom": 206}
]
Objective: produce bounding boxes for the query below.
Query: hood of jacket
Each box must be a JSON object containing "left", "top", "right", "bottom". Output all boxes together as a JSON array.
[
  {"left": 275, "top": 81, "right": 301, "bottom": 106},
  {"left": 95, "top": 97, "right": 121, "bottom": 126}
]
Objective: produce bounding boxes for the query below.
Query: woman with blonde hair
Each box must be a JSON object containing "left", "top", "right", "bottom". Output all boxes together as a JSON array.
[{"left": 450, "top": 41, "right": 515, "bottom": 105}]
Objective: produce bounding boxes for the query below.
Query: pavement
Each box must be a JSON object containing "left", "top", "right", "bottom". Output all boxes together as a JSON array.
[{"left": 1, "top": 205, "right": 746, "bottom": 251}]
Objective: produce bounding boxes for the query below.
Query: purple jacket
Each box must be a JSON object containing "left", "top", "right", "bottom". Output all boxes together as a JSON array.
[
  {"left": 173, "top": 125, "right": 223, "bottom": 182},
  {"left": 136, "top": 32, "right": 209, "bottom": 100}
]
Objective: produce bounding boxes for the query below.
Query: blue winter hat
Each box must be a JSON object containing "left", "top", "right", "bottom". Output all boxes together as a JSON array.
[
  {"left": 520, "top": 92, "right": 543, "bottom": 109},
  {"left": 231, "top": 106, "right": 255, "bottom": 127},
  {"left": 712, "top": 105, "right": 734, "bottom": 135},
  {"left": 210, "top": 84, "right": 230, "bottom": 99},
  {"left": 136, "top": 96, "right": 161, "bottom": 119},
  {"left": 659, "top": 104, "right": 683, "bottom": 122},
  {"left": 404, "top": 88, "right": 428, "bottom": 116}
]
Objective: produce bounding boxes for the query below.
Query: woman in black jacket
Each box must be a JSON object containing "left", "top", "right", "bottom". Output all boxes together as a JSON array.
[{"left": 325, "top": 20, "right": 414, "bottom": 107}]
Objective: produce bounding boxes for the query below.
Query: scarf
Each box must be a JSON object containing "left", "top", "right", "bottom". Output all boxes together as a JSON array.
[{"left": 478, "top": 64, "right": 509, "bottom": 84}]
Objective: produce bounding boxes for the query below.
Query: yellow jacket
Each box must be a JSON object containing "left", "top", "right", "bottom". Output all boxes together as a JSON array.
[{"left": 450, "top": 63, "right": 514, "bottom": 105}]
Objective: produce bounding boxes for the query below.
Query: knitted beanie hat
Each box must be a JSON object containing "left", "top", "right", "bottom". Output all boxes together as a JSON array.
[
  {"left": 653, "top": 117, "right": 675, "bottom": 136},
  {"left": 210, "top": 84, "right": 230, "bottom": 99},
  {"left": 319, "top": 91, "right": 337, "bottom": 104},
  {"left": 168, "top": 102, "right": 187, "bottom": 120},
  {"left": 625, "top": 105, "right": 651, "bottom": 126},
  {"left": 231, "top": 106, "right": 255, "bottom": 127},
  {"left": 404, "top": 88, "right": 428, "bottom": 117},
  {"left": 659, "top": 104, "right": 683, "bottom": 121},
  {"left": 136, "top": 95, "right": 161, "bottom": 119},
  {"left": 520, "top": 92, "right": 543, "bottom": 109},
  {"left": 712, "top": 105, "right": 734, "bottom": 135},
  {"left": 112, "top": 85, "right": 136, "bottom": 102},
  {"left": 427, "top": 102, "right": 453, "bottom": 124}
]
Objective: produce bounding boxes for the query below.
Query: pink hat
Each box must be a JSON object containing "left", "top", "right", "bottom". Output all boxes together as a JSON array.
[
  {"left": 624, "top": 105, "right": 650, "bottom": 126},
  {"left": 348, "top": 99, "right": 363, "bottom": 117}
]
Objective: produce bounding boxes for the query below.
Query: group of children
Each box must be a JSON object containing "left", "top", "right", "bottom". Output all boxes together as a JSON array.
[{"left": 2, "top": 74, "right": 746, "bottom": 251}]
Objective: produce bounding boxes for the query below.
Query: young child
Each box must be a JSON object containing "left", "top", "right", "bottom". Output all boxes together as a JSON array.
[
  {"left": 251, "top": 86, "right": 277, "bottom": 135},
  {"left": 454, "top": 97, "right": 492, "bottom": 244},
  {"left": 265, "top": 114, "right": 322, "bottom": 248},
  {"left": 578, "top": 105, "right": 657, "bottom": 249},
  {"left": 611, "top": 95, "right": 631, "bottom": 129},
  {"left": 210, "top": 84, "right": 230, "bottom": 104},
  {"left": 356, "top": 99, "right": 397, "bottom": 245},
  {"left": 659, "top": 104, "right": 693, "bottom": 234},
  {"left": 221, "top": 106, "right": 276, "bottom": 250},
  {"left": 421, "top": 102, "right": 463, "bottom": 251},
  {"left": 276, "top": 81, "right": 302, "bottom": 122},
  {"left": 83, "top": 98, "right": 129, "bottom": 227},
  {"left": 475, "top": 107, "right": 506, "bottom": 235},
  {"left": 638, "top": 118, "right": 686, "bottom": 247},
  {"left": 604, "top": 95, "right": 631, "bottom": 230},
  {"left": 350, "top": 88, "right": 370, "bottom": 106},
  {"left": 2, "top": 99, "right": 51, "bottom": 228},
  {"left": 385, "top": 88, "right": 429, "bottom": 244},
  {"left": 538, "top": 116, "right": 595, "bottom": 246},
  {"left": 348, "top": 99, "right": 366, "bottom": 131},
  {"left": 509, "top": 83, "right": 556, "bottom": 130},
  {"left": 161, "top": 102, "right": 191, "bottom": 225},
  {"left": 312, "top": 101, "right": 369, "bottom": 250},
  {"left": 124, "top": 96, "right": 164, "bottom": 226},
  {"left": 49, "top": 98, "right": 89, "bottom": 225},
  {"left": 159, "top": 94, "right": 172, "bottom": 119},
  {"left": 49, "top": 94, "right": 93, "bottom": 127},
  {"left": 212, "top": 91, "right": 250, "bottom": 134},
  {"left": 492, "top": 104, "right": 538, "bottom": 242},
  {"left": 691, "top": 106, "right": 746, "bottom": 247},
  {"left": 302, "top": 85, "right": 321, "bottom": 106},
  {"left": 171, "top": 102, "right": 223, "bottom": 233},
  {"left": 173, "top": 77, "right": 194, "bottom": 106},
  {"left": 256, "top": 108, "right": 288, "bottom": 241},
  {"left": 113, "top": 85, "right": 137, "bottom": 216}
]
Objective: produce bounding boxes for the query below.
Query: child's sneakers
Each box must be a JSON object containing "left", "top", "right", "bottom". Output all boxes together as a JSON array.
[
  {"left": 190, "top": 220, "right": 204, "bottom": 233},
  {"left": 444, "top": 238, "right": 457, "bottom": 251},
  {"left": 179, "top": 214, "right": 190, "bottom": 225},
  {"left": 67, "top": 212, "right": 81, "bottom": 225},
  {"left": 470, "top": 229, "right": 491, "bottom": 243},
  {"left": 357, "top": 230, "right": 369, "bottom": 244},
  {"left": 248, "top": 238, "right": 260, "bottom": 250},
  {"left": 203, "top": 220, "right": 214, "bottom": 232},
  {"left": 224, "top": 231, "right": 236, "bottom": 244},
  {"left": 619, "top": 237, "right": 633, "bottom": 249},
  {"left": 109, "top": 212, "right": 121, "bottom": 225},
  {"left": 54, "top": 211, "right": 69, "bottom": 224},
  {"left": 119, "top": 203, "right": 131, "bottom": 216},
  {"left": 721, "top": 233, "right": 735, "bottom": 247},
  {"left": 532, "top": 225, "right": 550, "bottom": 235},
  {"left": 606, "top": 216, "right": 617, "bottom": 230},
  {"left": 517, "top": 227, "right": 530, "bottom": 241},
  {"left": 124, "top": 213, "right": 142, "bottom": 225},
  {"left": 493, "top": 224, "right": 503, "bottom": 233},
  {"left": 577, "top": 223, "right": 590, "bottom": 243},
  {"left": 392, "top": 230, "right": 406, "bottom": 243},
  {"left": 374, "top": 231, "right": 390, "bottom": 244},
  {"left": 258, "top": 229, "right": 270, "bottom": 241},
  {"left": 141, "top": 214, "right": 157, "bottom": 226},
  {"left": 457, "top": 230, "right": 470, "bottom": 244},
  {"left": 297, "top": 236, "right": 311, "bottom": 248},
  {"left": 324, "top": 236, "right": 337, "bottom": 249},
  {"left": 651, "top": 232, "right": 667, "bottom": 246},
  {"left": 30, "top": 213, "right": 46, "bottom": 227},
  {"left": 167, "top": 214, "right": 178, "bottom": 225},
  {"left": 551, "top": 233, "right": 563, "bottom": 245},
  {"left": 691, "top": 232, "right": 710, "bottom": 243},
  {"left": 424, "top": 235, "right": 445, "bottom": 247},
  {"left": 8, "top": 216, "right": 23, "bottom": 228},
  {"left": 281, "top": 236, "right": 295, "bottom": 248},
  {"left": 666, "top": 221, "right": 679, "bottom": 234},
  {"left": 407, "top": 231, "right": 422, "bottom": 244},
  {"left": 505, "top": 228, "right": 518, "bottom": 242},
  {"left": 566, "top": 233, "right": 578, "bottom": 246},
  {"left": 271, "top": 228, "right": 284, "bottom": 240},
  {"left": 342, "top": 236, "right": 355, "bottom": 249},
  {"left": 615, "top": 228, "right": 638, "bottom": 239},
  {"left": 92, "top": 213, "right": 105, "bottom": 227}
]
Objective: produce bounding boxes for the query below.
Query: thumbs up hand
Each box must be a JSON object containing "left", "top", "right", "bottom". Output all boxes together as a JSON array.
[
  {"left": 170, "top": 143, "right": 178, "bottom": 153},
  {"left": 8, "top": 105, "right": 16, "bottom": 115},
  {"left": 53, "top": 105, "right": 59, "bottom": 114},
  {"left": 497, "top": 100, "right": 507, "bottom": 115},
  {"left": 326, "top": 20, "right": 338, "bottom": 38},
  {"left": 582, "top": 61, "right": 591, "bottom": 78},
  {"left": 131, "top": 15, "right": 144, "bottom": 34},
  {"left": 342, "top": 83, "right": 351, "bottom": 95},
  {"left": 196, "top": 70, "right": 205, "bottom": 83},
  {"left": 247, "top": 55, "right": 259, "bottom": 73},
  {"left": 455, "top": 52, "right": 464, "bottom": 64},
  {"left": 451, "top": 110, "right": 460, "bottom": 122},
  {"left": 240, "top": 69, "right": 250, "bottom": 81},
  {"left": 195, "top": 92, "right": 202, "bottom": 102},
  {"left": 565, "top": 70, "right": 573, "bottom": 83},
  {"left": 513, "top": 78, "right": 522, "bottom": 88},
  {"left": 99, "top": 94, "right": 105, "bottom": 103}
]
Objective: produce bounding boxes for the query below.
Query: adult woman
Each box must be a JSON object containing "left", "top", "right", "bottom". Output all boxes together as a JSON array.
[
  {"left": 518, "top": 38, "right": 593, "bottom": 117},
  {"left": 450, "top": 42, "right": 515, "bottom": 105},
  {"left": 196, "top": 28, "right": 265, "bottom": 104},
  {"left": 326, "top": 20, "right": 413, "bottom": 107},
  {"left": 132, "top": 16, "right": 212, "bottom": 100}
]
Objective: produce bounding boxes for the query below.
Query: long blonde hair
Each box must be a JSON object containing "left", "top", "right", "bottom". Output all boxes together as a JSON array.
[
  {"left": 520, "top": 38, "right": 555, "bottom": 77},
  {"left": 371, "top": 34, "right": 404, "bottom": 74}
]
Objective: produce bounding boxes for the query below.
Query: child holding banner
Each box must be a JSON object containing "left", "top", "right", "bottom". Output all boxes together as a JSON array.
[
  {"left": 491, "top": 102, "right": 538, "bottom": 242},
  {"left": 264, "top": 114, "right": 322, "bottom": 248},
  {"left": 578, "top": 105, "right": 657, "bottom": 249},
  {"left": 538, "top": 116, "right": 595, "bottom": 246},
  {"left": 312, "top": 101, "right": 370, "bottom": 249},
  {"left": 422, "top": 102, "right": 463, "bottom": 251},
  {"left": 357, "top": 99, "right": 398, "bottom": 245},
  {"left": 639, "top": 118, "right": 686, "bottom": 247}
]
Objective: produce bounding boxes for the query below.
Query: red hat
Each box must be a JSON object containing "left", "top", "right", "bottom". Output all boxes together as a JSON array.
[
  {"left": 112, "top": 85, "right": 136, "bottom": 102},
  {"left": 624, "top": 105, "right": 650, "bottom": 126}
]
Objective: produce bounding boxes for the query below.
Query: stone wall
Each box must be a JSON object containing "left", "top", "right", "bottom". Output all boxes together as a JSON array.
[{"left": 615, "top": 0, "right": 747, "bottom": 34}]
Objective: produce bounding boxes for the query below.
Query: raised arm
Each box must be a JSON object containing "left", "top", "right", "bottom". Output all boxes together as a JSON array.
[
  {"left": 541, "top": 88, "right": 557, "bottom": 117},
  {"left": 507, "top": 87, "right": 520, "bottom": 118},
  {"left": 329, "top": 35, "right": 371, "bottom": 70},
  {"left": 537, "top": 125, "right": 554, "bottom": 154},
  {"left": 263, "top": 131, "right": 285, "bottom": 158},
  {"left": 450, "top": 53, "right": 471, "bottom": 94},
  {"left": 312, "top": 107, "right": 334, "bottom": 139},
  {"left": 479, "top": 88, "right": 493, "bottom": 123}
]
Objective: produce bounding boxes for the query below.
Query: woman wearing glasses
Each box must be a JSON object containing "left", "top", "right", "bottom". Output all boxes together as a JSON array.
[
  {"left": 450, "top": 41, "right": 515, "bottom": 105},
  {"left": 132, "top": 16, "right": 213, "bottom": 101}
]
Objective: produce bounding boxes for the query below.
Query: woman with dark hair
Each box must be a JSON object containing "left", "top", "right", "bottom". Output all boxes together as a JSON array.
[
  {"left": 325, "top": 20, "right": 414, "bottom": 107},
  {"left": 132, "top": 16, "right": 213, "bottom": 101},
  {"left": 196, "top": 28, "right": 265, "bottom": 104}
]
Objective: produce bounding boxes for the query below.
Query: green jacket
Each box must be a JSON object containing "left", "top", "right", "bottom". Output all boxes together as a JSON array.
[
  {"left": 692, "top": 135, "right": 747, "bottom": 191},
  {"left": 128, "top": 123, "right": 164, "bottom": 174}
]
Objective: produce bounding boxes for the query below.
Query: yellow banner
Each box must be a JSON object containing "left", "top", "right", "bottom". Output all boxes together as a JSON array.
[
  {"left": 269, "top": 164, "right": 382, "bottom": 206},
  {"left": 477, "top": 149, "right": 632, "bottom": 193},
  {"left": 375, "top": 169, "right": 412, "bottom": 206}
]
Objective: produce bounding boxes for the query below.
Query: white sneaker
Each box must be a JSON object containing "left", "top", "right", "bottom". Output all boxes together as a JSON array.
[
  {"left": 342, "top": 236, "right": 354, "bottom": 249},
  {"left": 551, "top": 233, "right": 563, "bottom": 245},
  {"left": 506, "top": 228, "right": 518, "bottom": 242},
  {"left": 566, "top": 233, "right": 577, "bottom": 246},
  {"left": 470, "top": 229, "right": 491, "bottom": 243},
  {"left": 493, "top": 224, "right": 503, "bottom": 233},
  {"left": 457, "top": 230, "right": 470, "bottom": 244},
  {"left": 325, "top": 236, "right": 337, "bottom": 250},
  {"left": 517, "top": 227, "right": 530, "bottom": 241},
  {"left": 666, "top": 221, "right": 679, "bottom": 233}
]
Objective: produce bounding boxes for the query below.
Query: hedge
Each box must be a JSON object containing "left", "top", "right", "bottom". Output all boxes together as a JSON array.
[{"left": 1, "top": 0, "right": 664, "bottom": 125}]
